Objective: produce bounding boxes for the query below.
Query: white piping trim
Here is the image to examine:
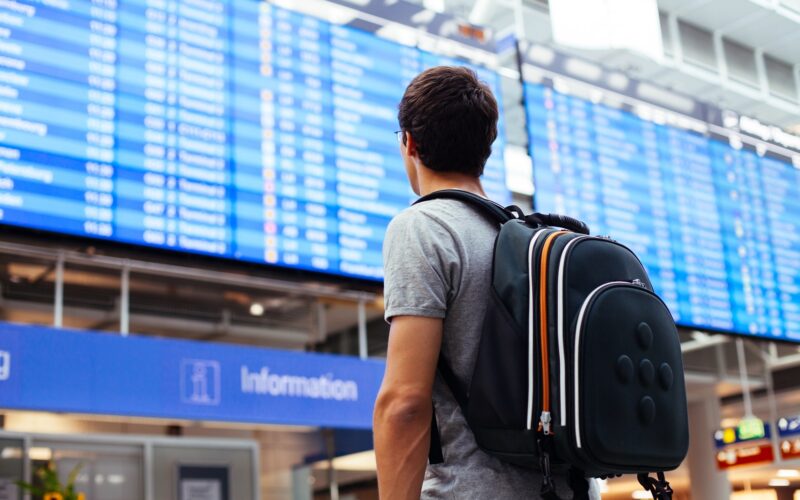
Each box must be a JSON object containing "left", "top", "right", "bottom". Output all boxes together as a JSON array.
[
  {"left": 573, "top": 281, "right": 630, "bottom": 448},
  {"left": 526, "top": 230, "right": 547, "bottom": 430},
  {"left": 557, "top": 236, "right": 589, "bottom": 427}
]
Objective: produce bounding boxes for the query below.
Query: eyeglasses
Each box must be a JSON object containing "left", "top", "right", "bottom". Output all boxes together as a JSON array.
[{"left": 394, "top": 130, "right": 404, "bottom": 144}]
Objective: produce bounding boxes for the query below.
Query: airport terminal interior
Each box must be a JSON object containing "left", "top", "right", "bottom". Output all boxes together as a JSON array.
[{"left": 0, "top": 0, "right": 798, "bottom": 498}]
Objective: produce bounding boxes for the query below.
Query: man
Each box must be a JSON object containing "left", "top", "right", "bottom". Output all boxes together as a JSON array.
[{"left": 373, "top": 66, "right": 599, "bottom": 499}]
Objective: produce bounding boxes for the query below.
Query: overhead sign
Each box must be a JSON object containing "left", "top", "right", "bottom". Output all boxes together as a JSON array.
[
  {"left": 716, "top": 443, "right": 775, "bottom": 470},
  {"left": 714, "top": 419, "right": 775, "bottom": 469},
  {"left": 778, "top": 415, "right": 800, "bottom": 460},
  {"left": 778, "top": 416, "right": 800, "bottom": 437},
  {"left": 780, "top": 438, "right": 800, "bottom": 461},
  {"left": 714, "top": 421, "right": 771, "bottom": 448},
  {"left": 0, "top": 322, "right": 384, "bottom": 429}
]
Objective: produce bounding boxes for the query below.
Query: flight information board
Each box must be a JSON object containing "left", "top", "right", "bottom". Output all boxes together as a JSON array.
[
  {"left": 525, "top": 80, "right": 800, "bottom": 341},
  {"left": 0, "top": 0, "right": 509, "bottom": 280}
]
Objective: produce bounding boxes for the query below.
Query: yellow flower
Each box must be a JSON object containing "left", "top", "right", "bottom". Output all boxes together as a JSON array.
[{"left": 43, "top": 494, "right": 63, "bottom": 500}]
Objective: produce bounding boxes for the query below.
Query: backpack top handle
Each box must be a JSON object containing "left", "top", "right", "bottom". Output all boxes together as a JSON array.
[
  {"left": 528, "top": 213, "right": 590, "bottom": 235},
  {"left": 415, "top": 189, "right": 591, "bottom": 235}
]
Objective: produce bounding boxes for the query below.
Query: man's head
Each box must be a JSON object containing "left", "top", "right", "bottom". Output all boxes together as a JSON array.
[{"left": 397, "top": 66, "right": 499, "bottom": 193}]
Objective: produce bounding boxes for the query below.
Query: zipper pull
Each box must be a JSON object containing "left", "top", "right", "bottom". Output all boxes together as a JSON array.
[
  {"left": 631, "top": 279, "right": 646, "bottom": 288},
  {"left": 540, "top": 411, "right": 552, "bottom": 435}
]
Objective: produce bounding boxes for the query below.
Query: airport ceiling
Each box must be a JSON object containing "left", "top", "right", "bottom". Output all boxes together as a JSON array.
[{"left": 414, "top": 0, "right": 800, "bottom": 130}]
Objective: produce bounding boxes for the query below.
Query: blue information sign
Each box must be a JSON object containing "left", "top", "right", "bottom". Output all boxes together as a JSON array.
[
  {"left": 0, "top": 322, "right": 384, "bottom": 429},
  {"left": 0, "top": 2, "right": 509, "bottom": 281},
  {"left": 778, "top": 415, "right": 800, "bottom": 437}
]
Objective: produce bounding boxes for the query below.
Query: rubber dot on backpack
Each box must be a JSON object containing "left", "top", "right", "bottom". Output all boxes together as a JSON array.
[
  {"left": 636, "top": 322, "right": 653, "bottom": 350},
  {"left": 639, "top": 358, "right": 655, "bottom": 387},
  {"left": 616, "top": 355, "right": 634, "bottom": 384},
  {"left": 638, "top": 396, "right": 656, "bottom": 425},
  {"left": 659, "top": 363, "right": 674, "bottom": 391}
]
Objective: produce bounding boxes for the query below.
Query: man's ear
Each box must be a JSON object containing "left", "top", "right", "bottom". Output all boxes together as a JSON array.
[{"left": 405, "top": 132, "right": 418, "bottom": 158}]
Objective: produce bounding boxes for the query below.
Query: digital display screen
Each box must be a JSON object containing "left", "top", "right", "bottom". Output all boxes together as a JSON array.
[
  {"left": 0, "top": 1, "right": 509, "bottom": 280},
  {"left": 526, "top": 80, "right": 800, "bottom": 341}
]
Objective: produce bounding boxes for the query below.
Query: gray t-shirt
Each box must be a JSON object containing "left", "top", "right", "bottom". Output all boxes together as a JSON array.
[{"left": 383, "top": 198, "right": 600, "bottom": 499}]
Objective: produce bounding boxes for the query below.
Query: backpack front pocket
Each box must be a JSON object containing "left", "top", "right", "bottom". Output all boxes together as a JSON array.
[{"left": 572, "top": 282, "right": 688, "bottom": 474}]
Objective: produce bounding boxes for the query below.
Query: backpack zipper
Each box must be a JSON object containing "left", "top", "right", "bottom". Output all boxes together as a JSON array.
[
  {"left": 572, "top": 280, "right": 658, "bottom": 448},
  {"left": 526, "top": 229, "right": 549, "bottom": 430},
  {"left": 556, "top": 238, "right": 650, "bottom": 428},
  {"left": 536, "top": 230, "right": 567, "bottom": 434},
  {"left": 556, "top": 235, "right": 589, "bottom": 427}
]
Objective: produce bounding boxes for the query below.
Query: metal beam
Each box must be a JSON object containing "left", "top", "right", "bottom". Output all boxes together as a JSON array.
[
  {"left": 767, "top": 352, "right": 800, "bottom": 371},
  {"left": 735, "top": 338, "right": 754, "bottom": 417},
  {"left": 3, "top": 299, "right": 310, "bottom": 346},
  {"left": 680, "top": 334, "right": 729, "bottom": 353},
  {"left": 0, "top": 241, "right": 376, "bottom": 303}
]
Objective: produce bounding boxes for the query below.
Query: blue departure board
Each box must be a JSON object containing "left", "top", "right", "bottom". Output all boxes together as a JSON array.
[
  {"left": 525, "top": 81, "right": 800, "bottom": 341},
  {"left": 0, "top": 1, "right": 509, "bottom": 280}
]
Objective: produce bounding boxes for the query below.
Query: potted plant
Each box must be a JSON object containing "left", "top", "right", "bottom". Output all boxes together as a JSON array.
[{"left": 17, "top": 461, "right": 86, "bottom": 500}]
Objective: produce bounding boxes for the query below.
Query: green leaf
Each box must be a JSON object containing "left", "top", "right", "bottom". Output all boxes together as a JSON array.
[
  {"left": 66, "top": 462, "right": 83, "bottom": 489},
  {"left": 14, "top": 480, "right": 45, "bottom": 496}
]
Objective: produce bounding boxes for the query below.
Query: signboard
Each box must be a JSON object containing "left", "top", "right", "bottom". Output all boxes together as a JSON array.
[
  {"left": 0, "top": 1, "right": 509, "bottom": 282},
  {"left": 716, "top": 443, "right": 775, "bottom": 470},
  {"left": 778, "top": 415, "right": 800, "bottom": 460},
  {"left": 523, "top": 42, "right": 800, "bottom": 341},
  {"left": 714, "top": 421, "right": 771, "bottom": 448},
  {"left": 0, "top": 322, "right": 384, "bottom": 429},
  {"left": 780, "top": 438, "right": 800, "bottom": 460},
  {"left": 179, "top": 466, "right": 228, "bottom": 500},
  {"left": 714, "top": 419, "right": 774, "bottom": 469}
]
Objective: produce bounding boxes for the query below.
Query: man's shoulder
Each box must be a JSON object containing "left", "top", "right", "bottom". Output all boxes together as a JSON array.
[{"left": 389, "top": 198, "right": 487, "bottom": 234}]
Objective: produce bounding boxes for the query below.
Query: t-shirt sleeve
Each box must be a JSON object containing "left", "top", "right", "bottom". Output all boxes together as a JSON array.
[{"left": 382, "top": 208, "right": 462, "bottom": 322}]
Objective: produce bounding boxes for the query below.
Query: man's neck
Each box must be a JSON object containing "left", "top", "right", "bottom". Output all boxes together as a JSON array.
[{"left": 418, "top": 171, "right": 487, "bottom": 198}]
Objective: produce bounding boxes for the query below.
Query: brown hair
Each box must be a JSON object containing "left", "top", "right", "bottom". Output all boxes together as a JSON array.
[{"left": 398, "top": 66, "right": 499, "bottom": 177}]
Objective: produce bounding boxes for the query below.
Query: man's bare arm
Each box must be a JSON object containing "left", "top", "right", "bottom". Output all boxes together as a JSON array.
[{"left": 373, "top": 315, "right": 443, "bottom": 500}]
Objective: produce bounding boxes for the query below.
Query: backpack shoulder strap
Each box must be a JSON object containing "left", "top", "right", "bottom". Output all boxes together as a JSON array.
[
  {"left": 416, "top": 189, "right": 513, "bottom": 465},
  {"left": 428, "top": 351, "right": 468, "bottom": 465},
  {"left": 413, "top": 189, "right": 516, "bottom": 225}
]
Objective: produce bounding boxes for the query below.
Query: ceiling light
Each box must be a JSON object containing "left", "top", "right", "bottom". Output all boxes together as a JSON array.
[
  {"left": 495, "top": 66, "right": 519, "bottom": 79},
  {"left": 528, "top": 45, "right": 555, "bottom": 66},
  {"left": 564, "top": 58, "right": 602, "bottom": 81},
  {"left": 636, "top": 83, "right": 695, "bottom": 114},
  {"left": 411, "top": 8, "right": 436, "bottom": 24},
  {"left": 769, "top": 478, "right": 790, "bottom": 487},
  {"left": 249, "top": 303, "right": 264, "bottom": 316},
  {"left": 375, "top": 22, "right": 418, "bottom": 47},
  {"left": 29, "top": 447, "right": 52, "bottom": 461},
  {"left": 272, "top": 0, "right": 358, "bottom": 25},
  {"left": 422, "top": 0, "right": 444, "bottom": 13},
  {"left": 0, "top": 448, "right": 21, "bottom": 459},
  {"left": 778, "top": 469, "right": 800, "bottom": 478}
]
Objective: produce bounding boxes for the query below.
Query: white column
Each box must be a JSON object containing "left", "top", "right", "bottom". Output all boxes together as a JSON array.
[
  {"left": 686, "top": 391, "right": 732, "bottom": 500},
  {"left": 291, "top": 466, "right": 313, "bottom": 500},
  {"left": 120, "top": 265, "right": 130, "bottom": 336},
  {"left": 53, "top": 253, "right": 64, "bottom": 328},
  {"left": 357, "top": 300, "right": 368, "bottom": 360}
]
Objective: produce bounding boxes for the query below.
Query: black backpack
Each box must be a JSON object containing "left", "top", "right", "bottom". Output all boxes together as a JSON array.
[{"left": 416, "top": 190, "right": 688, "bottom": 500}]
